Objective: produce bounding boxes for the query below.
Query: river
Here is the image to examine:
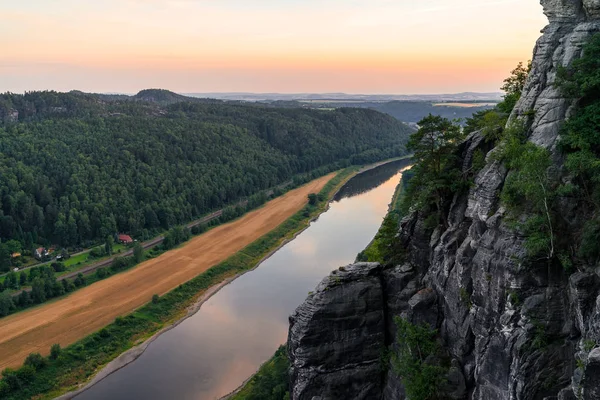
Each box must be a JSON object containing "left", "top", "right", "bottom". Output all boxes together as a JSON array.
[{"left": 76, "top": 159, "right": 411, "bottom": 400}]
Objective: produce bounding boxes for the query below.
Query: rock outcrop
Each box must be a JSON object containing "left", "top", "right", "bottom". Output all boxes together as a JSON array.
[
  {"left": 288, "top": 263, "right": 386, "bottom": 400},
  {"left": 288, "top": 1, "right": 600, "bottom": 399}
]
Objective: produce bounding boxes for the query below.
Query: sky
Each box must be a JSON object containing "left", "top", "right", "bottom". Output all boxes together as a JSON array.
[{"left": 0, "top": 0, "right": 547, "bottom": 94}]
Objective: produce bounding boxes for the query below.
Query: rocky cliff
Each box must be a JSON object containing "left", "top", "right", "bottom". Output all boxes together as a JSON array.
[{"left": 288, "top": 1, "right": 600, "bottom": 399}]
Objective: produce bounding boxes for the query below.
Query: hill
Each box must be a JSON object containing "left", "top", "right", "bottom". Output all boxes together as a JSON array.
[
  {"left": 132, "top": 89, "right": 208, "bottom": 105},
  {"left": 0, "top": 91, "right": 412, "bottom": 269}
]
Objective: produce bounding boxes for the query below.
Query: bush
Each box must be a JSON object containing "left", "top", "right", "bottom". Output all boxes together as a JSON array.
[
  {"left": 231, "top": 346, "right": 290, "bottom": 400},
  {"left": 152, "top": 294, "right": 160, "bottom": 304},
  {"left": 50, "top": 344, "right": 61, "bottom": 360},
  {"left": 74, "top": 273, "right": 86, "bottom": 287},
  {"left": 162, "top": 226, "right": 191, "bottom": 250},
  {"left": 0, "top": 380, "right": 10, "bottom": 396},
  {"left": 191, "top": 224, "right": 206, "bottom": 235},
  {"left": 0, "top": 292, "right": 16, "bottom": 317},
  {"left": 498, "top": 122, "right": 557, "bottom": 261},
  {"left": 96, "top": 267, "right": 107, "bottom": 279},
  {"left": 111, "top": 256, "right": 133, "bottom": 272},
  {"left": 89, "top": 246, "right": 106, "bottom": 258},
  {"left": 51, "top": 262, "right": 65, "bottom": 272},
  {"left": 2, "top": 369, "right": 21, "bottom": 391},
  {"left": 391, "top": 317, "right": 446, "bottom": 400},
  {"left": 23, "top": 353, "right": 47, "bottom": 371},
  {"left": 308, "top": 193, "right": 318, "bottom": 206}
]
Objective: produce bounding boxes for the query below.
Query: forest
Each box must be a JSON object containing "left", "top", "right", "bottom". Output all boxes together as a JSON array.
[{"left": 0, "top": 90, "right": 412, "bottom": 272}]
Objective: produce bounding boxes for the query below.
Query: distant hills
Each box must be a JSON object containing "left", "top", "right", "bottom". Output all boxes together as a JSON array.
[
  {"left": 184, "top": 92, "right": 503, "bottom": 102},
  {"left": 1, "top": 88, "right": 496, "bottom": 125},
  {"left": 117, "top": 90, "right": 499, "bottom": 123}
]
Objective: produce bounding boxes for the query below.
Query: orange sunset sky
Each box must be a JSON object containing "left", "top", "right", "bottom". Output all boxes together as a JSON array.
[{"left": 0, "top": 0, "right": 547, "bottom": 94}]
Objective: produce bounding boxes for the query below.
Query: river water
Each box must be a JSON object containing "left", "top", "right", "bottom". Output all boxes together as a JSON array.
[{"left": 76, "top": 159, "right": 411, "bottom": 400}]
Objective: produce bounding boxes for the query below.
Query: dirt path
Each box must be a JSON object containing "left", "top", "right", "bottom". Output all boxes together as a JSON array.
[{"left": 0, "top": 174, "right": 334, "bottom": 371}]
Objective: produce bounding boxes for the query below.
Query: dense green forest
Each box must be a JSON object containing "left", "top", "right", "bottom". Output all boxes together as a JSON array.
[{"left": 0, "top": 90, "right": 411, "bottom": 271}]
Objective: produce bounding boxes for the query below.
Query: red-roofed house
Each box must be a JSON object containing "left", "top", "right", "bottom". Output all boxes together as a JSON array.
[
  {"left": 34, "top": 247, "right": 50, "bottom": 261},
  {"left": 118, "top": 234, "right": 133, "bottom": 245}
]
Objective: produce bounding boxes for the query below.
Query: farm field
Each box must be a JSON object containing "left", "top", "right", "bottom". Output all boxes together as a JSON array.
[{"left": 0, "top": 173, "right": 334, "bottom": 371}]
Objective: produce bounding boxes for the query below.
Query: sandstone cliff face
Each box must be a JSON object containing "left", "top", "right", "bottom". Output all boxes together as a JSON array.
[{"left": 288, "top": 2, "right": 600, "bottom": 399}]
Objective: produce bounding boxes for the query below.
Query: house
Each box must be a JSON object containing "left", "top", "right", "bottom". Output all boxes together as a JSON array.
[
  {"left": 34, "top": 247, "right": 46, "bottom": 260},
  {"left": 117, "top": 234, "right": 133, "bottom": 245},
  {"left": 34, "top": 247, "right": 51, "bottom": 261}
]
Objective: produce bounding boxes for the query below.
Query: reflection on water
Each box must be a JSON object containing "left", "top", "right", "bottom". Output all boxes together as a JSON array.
[
  {"left": 334, "top": 158, "right": 412, "bottom": 201},
  {"left": 77, "top": 163, "right": 409, "bottom": 400}
]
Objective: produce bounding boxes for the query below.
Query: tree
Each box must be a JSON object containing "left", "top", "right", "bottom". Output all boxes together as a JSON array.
[
  {"left": 31, "top": 278, "right": 46, "bottom": 303},
  {"left": 60, "top": 248, "right": 70, "bottom": 260},
  {"left": 465, "top": 60, "right": 532, "bottom": 136},
  {"left": 61, "top": 279, "right": 72, "bottom": 293},
  {"left": 5, "top": 272, "right": 18, "bottom": 290},
  {"left": 0, "top": 292, "right": 15, "bottom": 316},
  {"left": 105, "top": 236, "right": 114, "bottom": 256},
  {"left": 17, "top": 290, "right": 30, "bottom": 307},
  {"left": 19, "top": 271, "right": 27, "bottom": 286},
  {"left": 133, "top": 242, "right": 144, "bottom": 263},
  {"left": 402, "top": 115, "right": 464, "bottom": 225},
  {"left": 96, "top": 267, "right": 107, "bottom": 279},
  {"left": 308, "top": 193, "right": 318, "bottom": 206},
  {"left": 499, "top": 61, "right": 531, "bottom": 113},
  {"left": 74, "top": 273, "right": 86, "bottom": 287},
  {"left": 51, "top": 262, "right": 65, "bottom": 272},
  {"left": 392, "top": 317, "right": 446, "bottom": 400},
  {"left": 0, "top": 243, "right": 10, "bottom": 273},
  {"left": 501, "top": 61, "right": 531, "bottom": 98},
  {"left": 24, "top": 353, "right": 46, "bottom": 371},
  {"left": 50, "top": 344, "right": 61, "bottom": 360},
  {"left": 4, "top": 240, "right": 21, "bottom": 255}
]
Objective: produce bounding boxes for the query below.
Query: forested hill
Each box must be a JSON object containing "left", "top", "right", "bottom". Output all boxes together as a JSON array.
[{"left": 0, "top": 90, "right": 412, "bottom": 258}]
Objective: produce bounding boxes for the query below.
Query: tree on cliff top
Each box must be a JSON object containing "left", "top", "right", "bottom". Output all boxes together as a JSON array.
[
  {"left": 499, "top": 61, "right": 532, "bottom": 113},
  {"left": 465, "top": 60, "right": 531, "bottom": 136},
  {"left": 402, "top": 115, "right": 464, "bottom": 226}
]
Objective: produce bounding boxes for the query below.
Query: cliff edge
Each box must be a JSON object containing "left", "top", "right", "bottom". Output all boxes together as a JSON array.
[{"left": 288, "top": 1, "right": 600, "bottom": 399}]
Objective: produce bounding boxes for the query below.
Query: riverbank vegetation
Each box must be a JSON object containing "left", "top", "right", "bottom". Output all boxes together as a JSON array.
[
  {"left": 357, "top": 168, "right": 412, "bottom": 264},
  {"left": 0, "top": 91, "right": 411, "bottom": 272},
  {"left": 230, "top": 346, "right": 291, "bottom": 400},
  {"left": 0, "top": 168, "right": 357, "bottom": 400}
]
